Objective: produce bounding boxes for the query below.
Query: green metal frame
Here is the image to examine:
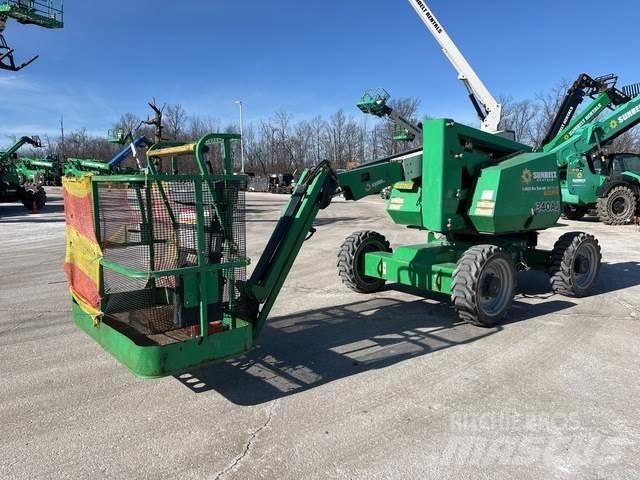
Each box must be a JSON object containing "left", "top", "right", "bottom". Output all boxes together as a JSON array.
[
  {"left": 0, "top": 136, "right": 44, "bottom": 197},
  {"left": 15, "top": 157, "right": 53, "bottom": 183},
  {"left": 363, "top": 235, "right": 549, "bottom": 295},
  {"left": 69, "top": 133, "right": 252, "bottom": 377},
  {"left": 0, "top": 1, "right": 64, "bottom": 29},
  {"left": 72, "top": 302, "right": 253, "bottom": 379},
  {"left": 246, "top": 119, "right": 559, "bottom": 339},
  {"left": 70, "top": 122, "right": 569, "bottom": 378},
  {"left": 550, "top": 94, "right": 640, "bottom": 207},
  {"left": 542, "top": 90, "right": 618, "bottom": 152}
]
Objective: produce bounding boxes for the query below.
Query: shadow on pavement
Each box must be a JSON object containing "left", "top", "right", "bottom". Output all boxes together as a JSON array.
[
  {"left": 246, "top": 216, "right": 361, "bottom": 225},
  {"left": 176, "top": 293, "right": 575, "bottom": 404},
  {"left": 504, "top": 262, "right": 640, "bottom": 298},
  {"left": 592, "top": 262, "right": 640, "bottom": 295},
  {"left": 0, "top": 202, "right": 64, "bottom": 221}
]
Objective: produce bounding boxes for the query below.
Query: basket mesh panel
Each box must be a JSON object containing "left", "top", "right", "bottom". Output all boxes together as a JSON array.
[{"left": 96, "top": 180, "right": 246, "bottom": 337}]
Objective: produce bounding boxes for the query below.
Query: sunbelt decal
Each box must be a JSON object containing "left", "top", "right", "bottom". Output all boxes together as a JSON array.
[
  {"left": 413, "top": 0, "right": 443, "bottom": 34},
  {"left": 613, "top": 104, "right": 640, "bottom": 128},
  {"left": 365, "top": 179, "right": 386, "bottom": 192},
  {"left": 522, "top": 169, "right": 557, "bottom": 185},
  {"left": 565, "top": 102, "right": 603, "bottom": 139}
]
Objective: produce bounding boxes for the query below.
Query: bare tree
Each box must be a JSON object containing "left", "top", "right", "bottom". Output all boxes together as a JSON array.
[
  {"left": 500, "top": 96, "right": 536, "bottom": 144},
  {"left": 165, "top": 103, "right": 188, "bottom": 140},
  {"left": 115, "top": 112, "right": 141, "bottom": 135},
  {"left": 374, "top": 96, "right": 422, "bottom": 156}
]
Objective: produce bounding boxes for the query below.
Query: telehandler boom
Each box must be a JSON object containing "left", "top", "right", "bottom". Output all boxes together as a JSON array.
[
  {"left": 549, "top": 92, "right": 640, "bottom": 224},
  {"left": 541, "top": 73, "right": 630, "bottom": 152}
]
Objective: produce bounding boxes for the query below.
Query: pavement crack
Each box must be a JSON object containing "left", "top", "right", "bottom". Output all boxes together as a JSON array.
[{"left": 213, "top": 400, "right": 278, "bottom": 480}]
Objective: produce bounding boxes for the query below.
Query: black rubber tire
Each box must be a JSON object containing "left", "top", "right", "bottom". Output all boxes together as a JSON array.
[
  {"left": 21, "top": 187, "right": 46, "bottom": 211},
  {"left": 562, "top": 204, "right": 588, "bottom": 221},
  {"left": 596, "top": 185, "right": 636, "bottom": 225},
  {"left": 337, "top": 231, "right": 391, "bottom": 293},
  {"left": 451, "top": 245, "right": 516, "bottom": 327},
  {"left": 549, "top": 232, "right": 601, "bottom": 297}
]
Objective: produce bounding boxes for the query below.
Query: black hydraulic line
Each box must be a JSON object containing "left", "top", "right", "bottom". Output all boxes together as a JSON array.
[
  {"left": 249, "top": 161, "right": 335, "bottom": 287},
  {"left": 468, "top": 93, "right": 487, "bottom": 121}
]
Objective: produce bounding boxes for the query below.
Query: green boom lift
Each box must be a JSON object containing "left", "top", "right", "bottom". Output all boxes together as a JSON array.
[
  {"left": 0, "top": 135, "right": 47, "bottom": 210},
  {"left": 0, "top": 0, "right": 63, "bottom": 71},
  {"left": 367, "top": 73, "right": 640, "bottom": 225},
  {"left": 66, "top": 121, "right": 602, "bottom": 378}
]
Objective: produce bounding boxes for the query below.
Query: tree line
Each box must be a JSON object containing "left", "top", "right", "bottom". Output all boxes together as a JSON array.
[
  {"left": 13, "top": 97, "right": 423, "bottom": 175},
  {"left": 10, "top": 80, "right": 640, "bottom": 174}
]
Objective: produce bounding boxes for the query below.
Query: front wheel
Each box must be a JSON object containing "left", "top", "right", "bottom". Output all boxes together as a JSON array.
[
  {"left": 549, "top": 232, "right": 601, "bottom": 297},
  {"left": 596, "top": 186, "right": 636, "bottom": 225},
  {"left": 337, "top": 231, "right": 391, "bottom": 293},
  {"left": 452, "top": 245, "right": 516, "bottom": 327}
]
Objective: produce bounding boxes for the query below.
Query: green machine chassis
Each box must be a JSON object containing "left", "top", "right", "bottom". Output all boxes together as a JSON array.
[
  {"left": 70, "top": 122, "right": 602, "bottom": 378},
  {"left": 0, "top": 0, "right": 64, "bottom": 71},
  {"left": 0, "top": 135, "right": 47, "bottom": 209}
]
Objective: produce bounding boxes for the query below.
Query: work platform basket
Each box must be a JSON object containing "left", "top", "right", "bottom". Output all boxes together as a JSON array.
[{"left": 64, "top": 134, "right": 253, "bottom": 378}]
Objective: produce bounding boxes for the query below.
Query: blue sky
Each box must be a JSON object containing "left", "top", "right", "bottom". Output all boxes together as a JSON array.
[{"left": 2, "top": 0, "right": 640, "bottom": 139}]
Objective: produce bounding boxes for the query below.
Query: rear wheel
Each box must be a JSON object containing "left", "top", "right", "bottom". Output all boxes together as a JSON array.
[
  {"left": 337, "top": 231, "right": 391, "bottom": 293},
  {"left": 452, "top": 245, "right": 516, "bottom": 327},
  {"left": 562, "top": 204, "right": 588, "bottom": 220},
  {"left": 21, "top": 186, "right": 46, "bottom": 211},
  {"left": 549, "top": 232, "right": 601, "bottom": 297},
  {"left": 597, "top": 185, "right": 636, "bottom": 225}
]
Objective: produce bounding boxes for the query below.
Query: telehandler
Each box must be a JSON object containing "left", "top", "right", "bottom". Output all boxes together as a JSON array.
[
  {"left": 0, "top": 135, "right": 47, "bottom": 210},
  {"left": 548, "top": 93, "right": 640, "bottom": 224}
]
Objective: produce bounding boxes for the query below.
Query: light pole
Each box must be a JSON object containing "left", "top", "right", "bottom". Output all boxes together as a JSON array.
[{"left": 235, "top": 100, "right": 245, "bottom": 173}]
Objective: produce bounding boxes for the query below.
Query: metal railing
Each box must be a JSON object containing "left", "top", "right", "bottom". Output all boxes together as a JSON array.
[{"left": 0, "top": 0, "right": 64, "bottom": 26}]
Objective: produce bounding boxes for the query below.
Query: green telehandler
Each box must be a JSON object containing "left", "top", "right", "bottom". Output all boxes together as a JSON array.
[
  {"left": 16, "top": 155, "right": 61, "bottom": 185},
  {"left": 0, "top": 135, "right": 47, "bottom": 210},
  {"left": 546, "top": 88, "right": 640, "bottom": 224},
  {"left": 64, "top": 121, "right": 602, "bottom": 378},
  {"left": 63, "top": 134, "right": 153, "bottom": 178}
]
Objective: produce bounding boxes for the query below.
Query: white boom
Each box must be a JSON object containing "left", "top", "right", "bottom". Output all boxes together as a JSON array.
[{"left": 407, "top": 0, "right": 502, "bottom": 133}]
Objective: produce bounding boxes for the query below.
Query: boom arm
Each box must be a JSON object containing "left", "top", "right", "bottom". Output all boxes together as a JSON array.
[
  {"left": 0, "top": 1, "right": 64, "bottom": 71},
  {"left": 108, "top": 136, "right": 152, "bottom": 168},
  {"left": 357, "top": 89, "right": 422, "bottom": 142},
  {"left": 541, "top": 73, "right": 630, "bottom": 150},
  {"left": 244, "top": 157, "right": 406, "bottom": 335},
  {"left": 0, "top": 135, "right": 41, "bottom": 163},
  {"left": 406, "top": 0, "right": 501, "bottom": 132},
  {"left": 553, "top": 94, "right": 640, "bottom": 166}
]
